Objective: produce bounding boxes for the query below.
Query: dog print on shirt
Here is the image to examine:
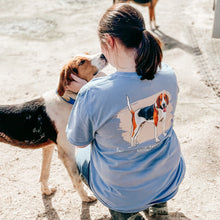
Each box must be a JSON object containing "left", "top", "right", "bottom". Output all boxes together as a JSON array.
[{"left": 117, "top": 91, "right": 173, "bottom": 147}]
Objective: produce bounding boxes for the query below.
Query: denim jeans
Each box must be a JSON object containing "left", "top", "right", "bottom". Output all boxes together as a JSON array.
[{"left": 76, "top": 145, "right": 91, "bottom": 186}]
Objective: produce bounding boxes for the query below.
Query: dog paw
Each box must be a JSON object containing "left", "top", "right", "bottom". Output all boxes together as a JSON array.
[
  {"left": 130, "top": 139, "right": 138, "bottom": 147},
  {"left": 151, "top": 25, "right": 159, "bottom": 32},
  {"left": 82, "top": 195, "right": 97, "bottom": 203},
  {"left": 42, "top": 187, "right": 57, "bottom": 196},
  {"left": 155, "top": 138, "right": 160, "bottom": 142},
  {"left": 130, "top": 143, "right": 137, "bottom": 147}
]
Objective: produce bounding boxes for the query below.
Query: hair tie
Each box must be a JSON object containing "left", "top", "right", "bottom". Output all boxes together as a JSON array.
[
  {"left": 139, "top": 27, "right": 145, "bottom": 32},
  {"left": 139, "top": 28, "right": 146, "bottom": 34}
]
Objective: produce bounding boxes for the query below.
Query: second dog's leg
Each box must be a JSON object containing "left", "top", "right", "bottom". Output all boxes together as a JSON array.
[
  {"left": 58, "top": 145, "right": 96, "bottom": 202},
  {"left": 152, "top": 7, "right": 158, "bottom": 29},
  {"left": 40, "top": 145, "right": 56, "bottom": 195},
  {"left": 149, "top": 6, "right": 154, "bottom": 30},
  {"left": 149, "top": 6, "right": 158, "bottom": 30}
]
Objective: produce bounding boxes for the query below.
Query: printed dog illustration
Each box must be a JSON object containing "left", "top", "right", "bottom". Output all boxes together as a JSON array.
[{"left": 127, "top": 93, "right": 169, "bottom": 146}]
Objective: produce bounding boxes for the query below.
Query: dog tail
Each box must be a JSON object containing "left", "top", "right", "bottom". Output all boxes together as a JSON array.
[
  {"left": 126, "top": 96, "right": 133, "bottom": 112},
  {"left": 126, "top": 96, "right": 137, "bottom": 138}
]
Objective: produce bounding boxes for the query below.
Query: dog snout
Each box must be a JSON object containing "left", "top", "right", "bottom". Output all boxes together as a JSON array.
[
  {"left": 162, "top": 103, "right": 166, "bottom": 108},
  {"left": 100, "top": 54, "right": 106, "bottom": 61},
  {"left": 90, "top": 53, "right": 108, "bottom": 71}
]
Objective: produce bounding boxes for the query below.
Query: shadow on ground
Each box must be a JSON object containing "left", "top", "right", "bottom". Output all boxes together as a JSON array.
[
  {"left": 154, "top": 29, "right": 194, "bottom": 55},
  {"left": 37, "top": 192, "right": 60, "bottom": 220},
  {"left": 80, "top": 201, "right": 111, "bottom": 220},
  {"left": 143, "top": 211, "right": 191, "bottom": 220}
]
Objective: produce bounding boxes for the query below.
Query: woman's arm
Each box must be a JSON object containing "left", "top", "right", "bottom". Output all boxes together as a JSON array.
[
  {"left": 65, "top": 71, "right": 107, "bottom": 93},
  {"left": 65, "top": 74, "right": 87, "bottom": 93}
]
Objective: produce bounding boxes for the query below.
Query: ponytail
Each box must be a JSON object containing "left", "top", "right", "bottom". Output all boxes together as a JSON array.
[
  {"left": 135, "top": 30, "right": 163, "bottom": 80},
  {"left": 98, "top": 4, "right": 163, "bottom": 80}
]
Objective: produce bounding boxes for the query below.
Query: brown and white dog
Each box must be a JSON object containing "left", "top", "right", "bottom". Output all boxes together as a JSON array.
[
  {"left": 0, "top": 53, "right": 107, "bottom": 202},
  {"left": 113, "top": 0, "right": 159, "bottom": 30},
  {"left": 127, "top": 93, "right": 169, "bottom": 146}
]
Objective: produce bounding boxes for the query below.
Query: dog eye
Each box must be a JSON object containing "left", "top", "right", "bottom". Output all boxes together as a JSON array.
[
  {"left": 79, "top": 60, "right": 85, "bottom": 66},
  {"left": 72, "top": 68, "right": 78, "bottom": 74}
]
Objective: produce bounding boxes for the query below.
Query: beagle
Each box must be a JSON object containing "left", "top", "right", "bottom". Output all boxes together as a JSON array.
[
  {"left": 127, "top": 93, "right": 169, "bottom": 146},
  {"left": 113, "top": 0, "right": 159, "bottom": 30},
  {"left": 0, "top": 53, "right": 107, "bottom": 202}
]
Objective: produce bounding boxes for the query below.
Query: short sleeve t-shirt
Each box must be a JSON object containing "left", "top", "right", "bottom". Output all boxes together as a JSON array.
[{"left": 66, "top": 63, "right": 185, "bottom": 213}]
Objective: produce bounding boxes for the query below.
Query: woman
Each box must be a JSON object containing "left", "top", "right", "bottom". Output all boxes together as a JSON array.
[{"left": 66, "top": 3, "right": 185, "bottom": 220}]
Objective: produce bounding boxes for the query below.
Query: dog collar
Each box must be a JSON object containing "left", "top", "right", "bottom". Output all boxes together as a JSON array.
[{"left": 56, "top": 90, "right": 75, "bottom": 105}]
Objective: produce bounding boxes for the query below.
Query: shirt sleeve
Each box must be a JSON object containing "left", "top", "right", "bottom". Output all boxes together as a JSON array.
[{"left": 66, "top": 88, "right": 94, "bottom": 146}]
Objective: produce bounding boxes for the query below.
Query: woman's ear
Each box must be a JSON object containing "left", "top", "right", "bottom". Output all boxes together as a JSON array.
[{"left": 105, "top": 34, "right": 114, "bottom": 49}]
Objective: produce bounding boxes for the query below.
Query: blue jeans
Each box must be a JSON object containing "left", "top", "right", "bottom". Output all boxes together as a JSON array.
[{"left": 76, "top": 145, "right": 91, "bottom": 186}]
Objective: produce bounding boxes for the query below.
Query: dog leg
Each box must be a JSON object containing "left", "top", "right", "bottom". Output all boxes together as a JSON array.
[
  {"left": 152, "top": 7, "right": 159, "bottom": 29},
  {"left": 131, "top": 124, "right": 142, "bottom": 147},
  {"left": 40, "top": 145, "right": 57, "bottom": 195},
  {"left": 152, "top": 7, "right": 158, "bottom": 29},
  {"left": 58, "top": 146, "right": 96, "bottom": 203},
  {"left": 149, "top": 6, "right": 154, "bottom": 30},
  {"left": 149, "top": 6, "right": 158, "bottom": 30},
  {"left": 155, "top": 126, "right": 160, "bottom": 142},
  {"left": 131, "top": 131, "right": 139, "bottom": 147},
  {"left": 163, "top": 119, "right": 167, "bottom": 136},
  {"left": 131, "top": 137, "right": 136, "bottom": 147}
]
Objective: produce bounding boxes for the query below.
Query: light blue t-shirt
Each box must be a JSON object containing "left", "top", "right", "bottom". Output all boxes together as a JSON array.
[{"left": 66, "top": 63, "right": 185, "bottom": 213}]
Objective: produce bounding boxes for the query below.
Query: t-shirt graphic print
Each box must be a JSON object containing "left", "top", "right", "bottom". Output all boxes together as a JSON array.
[{"left": 117, "top": 91, "right": 173, "bottom": 147}]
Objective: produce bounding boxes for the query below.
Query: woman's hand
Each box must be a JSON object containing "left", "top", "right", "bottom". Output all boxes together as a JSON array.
[{"left": 65, "top": 74, "right": 87, "bottom": 93}]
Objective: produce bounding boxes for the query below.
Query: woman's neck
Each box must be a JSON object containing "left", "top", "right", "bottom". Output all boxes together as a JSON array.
[{"left": 115, "top": 47, "right": 136, "bottom": 72}]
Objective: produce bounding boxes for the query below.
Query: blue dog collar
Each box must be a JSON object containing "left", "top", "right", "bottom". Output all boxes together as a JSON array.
[{"left": 56, "top": 90, "right": 75, "bottom": 105}]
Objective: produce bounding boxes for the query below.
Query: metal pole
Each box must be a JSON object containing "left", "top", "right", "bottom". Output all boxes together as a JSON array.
[{"left": 213, "top": 0, "right": 220, "bottom": 38}]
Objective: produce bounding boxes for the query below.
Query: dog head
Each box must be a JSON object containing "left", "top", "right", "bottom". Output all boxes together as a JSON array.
[
  {"left": 155, "top": 93, "right": 169, "bottom": 112},
  {"left": 57, "top": 53, "right": 107, "bottom": 96}
]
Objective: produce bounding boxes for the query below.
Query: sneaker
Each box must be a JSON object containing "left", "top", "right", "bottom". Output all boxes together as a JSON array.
[{"left": 145, "top": 202, "right": 168, "bottom": 216}]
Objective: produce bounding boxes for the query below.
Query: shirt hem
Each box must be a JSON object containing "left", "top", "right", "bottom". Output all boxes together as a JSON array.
[{"left": 89, "top": 184, "right": 178, "bottom": 213}]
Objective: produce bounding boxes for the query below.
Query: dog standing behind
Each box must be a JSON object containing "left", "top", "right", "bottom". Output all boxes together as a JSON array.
[
  {"left": 0, "top": 53, "right": 107, "bottom": 202},
  {"left": 113, "top": 0, "right": 159, "bottom": 30}
]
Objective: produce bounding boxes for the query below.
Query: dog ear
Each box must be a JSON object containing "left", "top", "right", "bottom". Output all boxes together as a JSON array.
[
  {"left": 165, "top": 94, "right": 169, "bottom": 105},
  {"left": 156, "top": 94, "right": 162, "bottom": 108},
  {"left": 57, "top": 65, "right": 66, "bottom": 96},
  {"left": 57, "top": 61, "right": 79, "bottom": 96}
]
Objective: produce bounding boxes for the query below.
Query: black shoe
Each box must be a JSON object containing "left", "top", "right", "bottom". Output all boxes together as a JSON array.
[{"left": 145, "top": 202, "right": 168, "bottom": 216}]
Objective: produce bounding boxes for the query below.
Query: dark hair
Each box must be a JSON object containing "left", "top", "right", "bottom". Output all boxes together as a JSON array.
[{"left": 98, "top": 3, "right": 163, "bottom": 80}]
